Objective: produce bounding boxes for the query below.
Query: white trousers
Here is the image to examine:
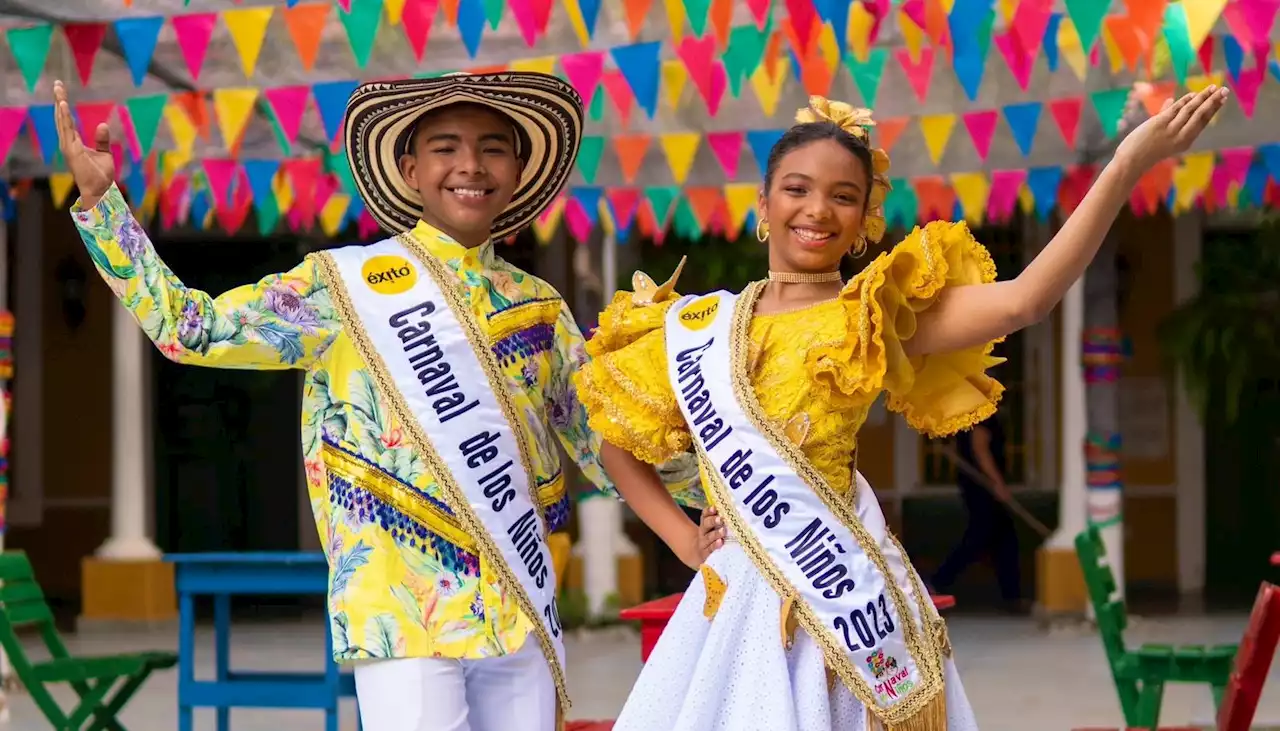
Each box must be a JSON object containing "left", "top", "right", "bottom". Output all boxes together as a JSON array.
[{"left": 353, "top": 639, "right": 556, "bottom": 731}]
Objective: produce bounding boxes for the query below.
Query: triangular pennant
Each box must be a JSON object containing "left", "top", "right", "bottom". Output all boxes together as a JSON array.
[
  {"left": 1042, "top": 12, "right": 1064, "bottom": 71},
  {"left": 6, "top": 24, "right": 54, "bottom": 93},
  {"left": 672, "top": 197, "right": 702, "bottom": 239},
  {"left": 202, "top": 158, "right": 241, "bottom": 207},
  {"left": 171, "top": 13, "right": 216, "bottom": 81},
  {"left": 570, "top": 185, "right": 603, "bottom": 228},
  {"left": 662, "top": 59, "right": 689, "bottom": 112},
  {"left": 681, "top": 0, "right": 713, "bottom": 37},
  {"left": 722, "top": 182, "right": 757, "bottom": 239},
  {"left": 531, "top": 195, "right": 564, "bottom": 244},
  {"left": 1183, "top": 0, "right": 1228, "bottom": 52},
  {"left": 76, "top": 102, "right": 115, "bottom": 148},
  {"left": 577, "top": 136, "right": 605, "bottom": 184},
  {"left": 612, "top": 42, "right": 662, "bottom": 119},
  {"left": 951, "top": 172, "right": 991, "bottom": 225},
  {"left": 0, "top": 108, "right": 27, "bottom": 166},
  {"left": 1221, "top": 34, "right": 1244, "bottom": 82},
  {"left": 613, "top": 134, "right": 651, "bottom": 184},
  {"left": 676, "top": 36, "right": 726, "bottom": 116},
  {"left": 622, "top": 0, "right": 654, "bottom": 40},
  {"left": 339, "top": 0, "right": 384, "bottom": 68},
  {"left": 1064, "top": 0, "right": 1108, "bottom": 51},
  {"left": 601, "top": 71, "right": 635, "bottom": 128},
  {"left": 1049, "top": 97, "right": 1082, "bottom": 148},
  {"left": 63, "top": 23, "right": 107, "bottom": 86},
  {"left": 1012, "top": 0, "right": 1053, "bottom": 54},
  {"left": 952, "top": 48, "right": 990, "bottom": 102},
  {"left": 1232, "top": 64, "right": 1266, "bottom": 119},
  {"left": 660, "top": 132, "right": 701, "bottom": 185},
  {"left": 662, "top": 0, "right": 687, "bottom": 42},
  {"left": 264, "top": 86, "right": 311, "bottom": 154},
  {"left": 1137, "top": 81, "right": 1176, "bottom": 116},
  {"left": 685, "top": 187, "right": 725, "bottom": 232},
  {"left": 749, "top": 58, "right": 788, "bottom": 117},
  {"left": 50, "top": 173, "right": 76, "bottom": 209},
  {"left": 706, "top": 131, "right": 744, "bottom": 180},
  {"left": 746, "top": 129, "right": 783, "bottom": 175},
  {"left": 163, "top": 101, "right": 198, "bottom": 158},
  {"left": 510, "top": 56, "right": 555, "bottom": 75},
  {"left": 213, "top": 88, "right": 260, "bottom": 155},
  {"left": 1026, "top": 165, "right": 1064, "bottom": 220},
  {"left": 456, "top": 0, "right": 486, "bottom": 57},
  {"left": 1090, "top": 88, "right": 1131, "bottom": 139},
  {"left": 994, "top": 31, "right": 1035, "bottom": 90},
  {"left": 284, "top": 2, "right": 331, "bottom": 71},
  {"left": 723, "top": 22, "right": 771, "bottom": 97},
  {"left": 746, "top": 0, "right": 770, "bottom": 28},
  {"left": 561, "top": 51, "right": 605, "bottom": 109},
  {"left": 785, "top": 0, "right": 820, "bottom": 55},
  {"left": 709, "top": 0, "right": 734, "bottom": 47},
  {"left": 844, "top": 47, "right": 888, "bottom": 107},
  {"left": 223, "top": 6, "right": 274, "bottom": 78},
  {"left": 605, "top": 187, "right": 642, "bottom": 242},
  {"left": 870, "top": 117, "right": 907, "bottom": 156},
  {"left": 243, "top": 158, "right": 283, "bottom": 211},
  {"left": 313, "top": 80, "right": 360, "bottom": 146},
  {"left": 919, "top": 114, "right": 957, "bottom": 166},
  {"left": 895, "top": 46, "right": 934, "bottom": 102},
  {"left": 1057, "top": 16, "right": 1090, "bottom": 80},
  {"left": 987, "top": 169, "right": 1028, "bottom": 222},
  {"left": 1002, "top": 102, "right": 1042, "bottom": 157},
  {"left": 482, "top": 0, "right": 505, "bottom": 30},
  {"left": 962, "top": 110, "right": 998, "bottom": 162},
  {"left": 26, "top": 105, "right": 60, "bottom": 165},
  {"left": 587, "top": 88, "right": 606, "bottom": 122}
]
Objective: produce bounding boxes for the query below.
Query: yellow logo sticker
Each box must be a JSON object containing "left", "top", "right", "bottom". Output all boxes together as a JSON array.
[
  {"left": 678, "top": 295, "right": 720, "bottom": 331},
  {"left": 362, "top": 255, "right": 418, "bottom": 295}
]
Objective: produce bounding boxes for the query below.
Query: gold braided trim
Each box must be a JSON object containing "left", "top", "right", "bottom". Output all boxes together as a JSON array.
[
  {"left": 313, "top": 245, "right": 570, "bottom": 711},
  {"left": 488, "top": 298, "right": 563, "bottom": 342},
  {"left": 720, "top": 282, "right": 946, "bottom": 729},
  {"left": 320, "top": 443, "right": 476, "bottom": 550}
]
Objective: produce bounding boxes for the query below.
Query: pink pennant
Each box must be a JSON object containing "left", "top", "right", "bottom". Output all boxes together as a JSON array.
[
  {"left": 606, "top": 188, "right": 641, "bottom": 235},
  {"left": 1211, "top": 146, "right": 1254, "bottom": 203},
  {"left": 0, "top": 108, "right": 26, "bottom": 166},
  {"left": 358, "top": 209, "right": 381, "bottom": 239},
  {"left": 564, "top": 197, "right": 593, "bottom": 243},
  {"left": 867, "top": 0, "right": 891, "bottom": 44},
  {"left": 335, "top": 0, "right": 352, "bottom": 11},
  {"left": 402, "top": 0, "right": 439, "bottom": 61},
  {"left": 161, "top": 174, "right": 188, "bottom": 231},
  {"left": 111, "top": 143, "right": 125, "bottom": 183},
  {"left": 707, "top": 131, "right": 744, "bottom": 179},
  {"left": 601, "top": 70, "right": 635, "bottom": 128},
  {"left": 172, "top": 12, "right": 217, "bottom": 82},
  {"left": 76, "top": 102, "right": 116, "bottom": 149},
  {"left": 1011, "top": 0, "right": 1052, "bottom": 54},
  {"left": 900, "top": 0, "right": 927, "bottom": 31},
  {"left": 896, "top": 46, "right": 935, "bottom": 102},
  {"left": 116, "top": 104, "right": 142, "bottom": 161},
  {"left": 314, "top": 173, "right": 338, "bottom": 214},
  {"left": 1227, "top": 0, "right": 1280, "bottom": 51},
  {"left": 962, "top": 110, "right": 999, "bottom": 161},
  {"left": 538, "top": 194, "right": 564, "bottom": 225},
  {"left": 531, "top": 0, "right": 554, "bottom": 36},
  {"left": 1231, "top": 64, "right": 1265, "bottom": 118},
  {"left": 746, "top": 0, "right": 770, "bottom": 28},
  {"left": 986, "top": 169, "right": 1027, "bottom": 222},
  {"left": 1198, "top": 36, "right": 1215, "bottom": 74},
  {"left": 202, "top": 158, "right": 240, "bottom": 208},
  {"left": 1049, "top": 97, "right": 1082, "bottom": 148},
  {"left": 285, "top": 157, "right": 323, "bottom": 226},
  {"left": 508, "top": 0, "right": 539, "bottom": 46},
  {"left": 264, "top": 86, "right": 312, "bottom": 145},
  {"left": 994, "top": 31, "right": 1034, "bottom": 90},
  {"left": 560, "top": 51, "right": 605, "bottom": 109},
  {"left": 785, "top": 0, "right": 819, "bottom": 53},
  {"left": 677, "top": 36, "right": 727, "bottom": 116},
  {"left": 216, "top": 168, "right": 253, "bottom": 234}
]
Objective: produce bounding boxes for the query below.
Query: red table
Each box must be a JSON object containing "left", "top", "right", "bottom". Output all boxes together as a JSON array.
[{"left": 621, "top": 592, "right": 957, "bottom": 663}]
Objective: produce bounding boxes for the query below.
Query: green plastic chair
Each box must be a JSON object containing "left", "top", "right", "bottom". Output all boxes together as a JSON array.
[
  {"left": 0, "top": 552, "right": 176, "bottom": 730},
  {"left": 1075, "top": 527, "right": 1235, "bottom": 727}
]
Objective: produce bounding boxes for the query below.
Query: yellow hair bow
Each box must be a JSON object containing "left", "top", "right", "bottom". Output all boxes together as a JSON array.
[{"left": 794, "top": 96, "right": 876, "bottom": 141}]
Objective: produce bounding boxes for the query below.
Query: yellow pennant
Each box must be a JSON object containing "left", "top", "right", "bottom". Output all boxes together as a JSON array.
[
  {"left": 662, "top": 59, "right": 688, "bottom": 112},
  {"left": 938, "top": 0, "right": 956, "bottom": 12},
  {"left": 950, "top": 172, "right": 989, "bottom": 226},
  {"left": 163, "top": 103, "right": 198, "bottom": 159},
  {"left": 223, "top": 6, "right": 275, "bottom": 78},
  {"left": 1186, "top": 72, "right": 1225, "bottom": 93},
  {"left": 750, "top": 58, "right": 788, "bottom": 117},
  {"left": 817, "top": 23, "right": 840, "bottom": 70},
  {"left": 899, "top": 11, "right": 927, "bottom": 62},
  {"left": 997, "top": 0, "right": 1018, "bottom": 25},
  {"left": 320, "top": 194, "right": 350, "bottom": 237},
  {"left": 1183, "top": 0, "right": 1227, "bottom": 52},
  {"left": 161, "top": 150, "right": 191, "bottom": 186},
  {"left": 600, "top": 201, "right": 616, "bottom": 237},
  {"left": 847, "top": 2, "right": 876, "bottom": 63},
  {"left": 1058, "top": 17, "right": 1089, "bottom": 82},
  {"left": 723, "top": 183, "right": 759, "bottom": 231},
  {"left": 1100, "top": 21, "right": 1126, "bottom": 74},
  {"left": 213, "top": 88, "right": 260, "bottom": 153},
  {"left": 919, "top": 113, "right": 956, "bottom": 166},
  {"left": 662, "top": 0, "right": 685, "bottom": 43},
  {"left": 1173, "top": 151, "right": 1214, "bottom": 213},
  {"left": 384, "top": 0, "right": 408, "bottom": 24},
  {"left": 511, "top": 56, "right": 557, "bottom": 75},
  {"left": 660, "top": 132, "right": 701, "bottom": 185},
  {"left": 273, "top": 171, "right": 294, "bottom": 214},
  {"left": 1018, "top": 184, "right": 1036, "bottom": 215},
  {"left": 532, "top": 197, "right": 565, "bottom": 245},
  {"left": 50, "top": 172, "right": 76, "bottom": 208},
  {"left": 564, "top": 0, "right": 592, "bottom": 48}
]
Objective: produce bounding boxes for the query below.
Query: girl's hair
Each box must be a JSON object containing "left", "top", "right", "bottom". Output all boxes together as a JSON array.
[{"left": 762, "top": 121, "right": 874, "bottom": 193}]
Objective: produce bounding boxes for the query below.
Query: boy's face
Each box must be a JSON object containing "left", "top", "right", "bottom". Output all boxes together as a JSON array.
[{"left": 398, "top": 103, "right": 523, "bottom": 246}]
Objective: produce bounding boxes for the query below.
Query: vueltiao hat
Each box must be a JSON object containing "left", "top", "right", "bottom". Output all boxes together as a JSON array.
[{"left": 343, "top": 71, "right": 584, "bottom": 239}]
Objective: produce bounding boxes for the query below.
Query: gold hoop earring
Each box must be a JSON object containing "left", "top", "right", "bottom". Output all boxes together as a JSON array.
[
  {"left": 850, "top": 234, "right": 868, "bottom": 258},
  {"left": 756, "top": 219, "right": 770, "bottom": 242}
]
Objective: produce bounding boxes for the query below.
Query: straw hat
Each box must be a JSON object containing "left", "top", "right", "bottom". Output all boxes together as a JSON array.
[{"left": 343, "top": 71, "right": 584, "bottom": 238}]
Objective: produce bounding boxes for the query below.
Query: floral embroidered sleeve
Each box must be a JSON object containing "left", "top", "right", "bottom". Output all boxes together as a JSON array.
[
  {"left": 546, "top": 301, "right": 614, "bottom": 494},
  {"left": 71, "top": 184, "right": 339, "bottom": 370}
]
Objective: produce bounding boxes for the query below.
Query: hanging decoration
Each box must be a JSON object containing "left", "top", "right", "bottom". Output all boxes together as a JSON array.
[
  {"left": 1081, "top": 327, "right": 1128, "bottom": 382},
  {"left": 1084, "top": 432, "right": 1123, "bottom": 529}
]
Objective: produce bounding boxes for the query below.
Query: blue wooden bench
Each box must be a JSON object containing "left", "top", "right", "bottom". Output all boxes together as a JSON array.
[{"left": 167, "top": 552, "right": 357, "bottom": 731}]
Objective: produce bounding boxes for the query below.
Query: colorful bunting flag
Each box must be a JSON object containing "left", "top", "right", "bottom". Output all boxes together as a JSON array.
[
  {"left": 1049, "top": 97, "right": 1083, "bottom": 148},
  {"left": 1003, "top": 102, "right": 1042, "bottom": 157},
  {"left": 212, "top": 88, "right": 260, "bottom": 155},
  {"left": 284, "top": 2, "right": 331, "bottom": 71},
  {"left": 660, "top": 132, "right": 700, "bottom": 185},
  {"left": 962, "top": 110, "right": 998, "bottom": 162},
  {"left": 1090, "top": 87, "right": 1131, "bottom": 139},
  {"left": 613, "top": 134, "right": 651, "bottom": 184},
  {"left": 62, "top": 23, "right": 107, "bottom": 86},
  {"left": 339, "top": 0, "right": 384, "bottom": 68},
  {"left": 7, "top": 24, "right": 55, "bottom": 93},
  {"left": 920, "top": 113, "right": 956, "bottom": 166},
  {"left": 224, "top": 7, "right": 274, "bottom": 78},
  {"left": 561, "top": 51, "right": 605, "bottom": 109},
  {"left": 577, "top": 136, "right": 605, "bottom": 184},
  {"left": 706, "top": 131, "right": 744, "bottom": 180},
  {"left": 612, "top": 42, "right": 662, "bottom": 119},
  {"left": 114, "top": 16, "right": 164, "bottom": 87}
]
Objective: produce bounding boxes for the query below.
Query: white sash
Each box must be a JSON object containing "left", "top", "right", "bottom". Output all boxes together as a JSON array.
[
  {"left": 664, "top": 289, "right": 945, "bottom": 727},
  {"left": 316, "top": 236, "right": 567, "bottom": 707}
]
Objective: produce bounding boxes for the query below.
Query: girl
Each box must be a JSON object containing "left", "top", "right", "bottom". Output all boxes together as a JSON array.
[{"left": 576, "top": 87, "right": 1228, "bottom": 731}]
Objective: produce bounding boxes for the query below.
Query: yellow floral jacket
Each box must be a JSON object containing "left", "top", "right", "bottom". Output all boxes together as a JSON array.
[
  {"left": 72, "top": 184, "right": 612, "bottom": 662},
  {"left": 575, "top": 220, "right": 1007, "bottom": 503}
]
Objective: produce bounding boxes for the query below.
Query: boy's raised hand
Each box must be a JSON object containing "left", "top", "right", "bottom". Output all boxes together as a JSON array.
[{"left": 53, "top": 80, "right": 115, "bottom": 207}]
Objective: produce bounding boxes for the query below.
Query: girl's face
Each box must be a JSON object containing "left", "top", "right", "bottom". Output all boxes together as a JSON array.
[{"left": 758, "top": 138, "right": 869, "bottom": 273}]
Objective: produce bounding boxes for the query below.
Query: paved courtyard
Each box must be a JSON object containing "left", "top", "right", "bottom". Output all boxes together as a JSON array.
[{"left": 3, "top": 612, "right": 1277, "bottom": 730}]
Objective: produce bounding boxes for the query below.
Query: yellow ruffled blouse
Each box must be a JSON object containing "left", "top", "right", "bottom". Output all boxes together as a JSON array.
[{"left": 576, "top": 221, "right": 1007, "bottom": 505}]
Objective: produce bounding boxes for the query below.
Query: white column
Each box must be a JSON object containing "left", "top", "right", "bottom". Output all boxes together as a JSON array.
[
  {"left": 95, "top": 305, "right": 161, "bottom": 560},
  {"left": 1046, "top": 279, "right": 1087, "bottom": 550},
  {"left": 1172, "top": 214, "right": 1205, "bottom": 595}
]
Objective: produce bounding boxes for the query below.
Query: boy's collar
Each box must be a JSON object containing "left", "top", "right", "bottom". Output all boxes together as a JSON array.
[{"left": 408, "top": 219, "right": 495, "bottom": 267}]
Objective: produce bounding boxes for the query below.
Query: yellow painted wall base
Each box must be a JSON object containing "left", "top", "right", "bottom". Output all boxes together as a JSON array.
[
  {"left": 1036, "top": 546, "right": 1087, "bottom": 614},
  {"left": 564, "top": 554, "right": 647, "bottom": 609},
  {"left": 81, "top": 557, "right": 177, "bottom": 622}
]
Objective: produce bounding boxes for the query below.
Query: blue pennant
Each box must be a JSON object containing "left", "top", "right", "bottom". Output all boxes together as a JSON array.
[
  {"left": 1042, "top": 13, "right": 1062, "bottom": 72},
  {"left": 457, "top": 0, "right": 486, "bottom": 58},
  {"left": 746, "top": 129, "right": 784, "bottom": 176},
  {"left": 27, "top": 104, "right": 59, "bottom": 165},
  {"left": 1222, "top": 35, "right": 1243, "bottom": 82},
  {"left": 1244, "top": 159, "right": 1269, "bottom": 208},
  {"left": 189, "top": 189, "right": 211, "bottom": 231},
  {"left": 578, "top": 0, "right": 602, "bottom": 39},
  {"left": 570, "top": 186, "right": 603, "bottom": 225},
  {"left": 1003, "top": 102, "right": 1042, "bottom": 157},
  {"left": 611, "top": 43, "right": 661, "bottom": 119},
  {"left": 1257, "top": 143, "right": 1280, "bottom": 183},
  {"left": 114, "top": 16, "right": 165, "bottom": 87},
  {"left": 242, "top": 159, "right": 282, "bottom": 211},
  {"left": 312, "top": 80, "right": 360, "bottom": 143},
  {"left": 1026, "top": 166, "right": 1063, "bottom": 222}
]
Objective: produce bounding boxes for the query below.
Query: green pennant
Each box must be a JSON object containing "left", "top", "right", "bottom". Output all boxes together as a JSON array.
[
  {"left": 1064, "top": 0, "right": 1109, "bottom": 53},
  {"left": 1161, "top": 3, "right": 1193, "bottom": 86},
  {"left": 266, "top": 112, "right": 291, "bottom": 156},
  {"left": 644, "top": 185, "right": 680, "bottom": 226},
  {"left": 7, "top": 24, "right": 54, "bottom": 93},
  {"left": 1091, "top": 88, "right": 1131, "bottom": 139},
  {"left": 884, "top": 179, "right": 918, "bottom": 230},
  {"left": 125, "top": 94, "right": 168, "bottom": 159},
  {"left": 415, "top": 69, "right": 456, "bottom": 78},
  {"left": 844, "top": 48, "right": 889, "bottom": 108},
  {"left": 484, "top": 0, "right": 505, "bottom": 30},
  {"left": 339, "top": 0, "right": 383, "bottom": 70},
  {"left": 327, "top": 150, "right": 358, "bottom": 197},
  {"left": 672, "top": 197, "right": 701, "bottom": 240},
  {"left": 683, "top": 0, "right": 713, "bottom": 37},
  {"left": 255, "top": 198, "right": 280, "bottom": 236},
  {"left": 576, "top": 136, "right": 605, "bottom": 184},
  {"left": 588, "top": 87, "right": 605, "bottom": 122},
  {"left": 723, "top": 23, "right": 770, "bottom": 97}
]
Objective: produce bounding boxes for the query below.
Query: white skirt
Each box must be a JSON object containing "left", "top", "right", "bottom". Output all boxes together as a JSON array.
[{"left": 613, "top": 542, "right": 981, "bottom": 731}]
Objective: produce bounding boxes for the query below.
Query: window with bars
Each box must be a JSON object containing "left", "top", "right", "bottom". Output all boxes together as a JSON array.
[{"left": 919, "top": 220, "right": 1031, "bottom": 487}]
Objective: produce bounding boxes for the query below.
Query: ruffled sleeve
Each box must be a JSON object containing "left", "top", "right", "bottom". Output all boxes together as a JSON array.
[
  {"left": 807, "top": 220, "right": 1006, "bottom": 437},
  {"left": 574, "top": 273, "right": 691, "bottom": 467}
]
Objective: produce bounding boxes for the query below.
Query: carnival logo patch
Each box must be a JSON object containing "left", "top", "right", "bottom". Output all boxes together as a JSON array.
[
  {"left": 867, "top": 649, "right": 913, "bottom": 703},
  {"left": 362, "top": 255, "right": 418, "bottom": 295},
  {"left": 678, "top": 295, "right": 720, "bottom": 332}
]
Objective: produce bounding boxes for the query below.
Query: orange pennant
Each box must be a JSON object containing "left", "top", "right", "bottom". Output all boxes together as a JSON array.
[
  {"left": 1135, "top": 80, "right": 1175, "bottom": 116},
  {"left": 875, "top": 117, "right": 910, "bottom": 154},
  {"left": 1103, "top": 14, "right": 1143, "bottom": 71},
  {"left": 284, "top": 2, "right": 330, "bottom": 72},
  {"left": 709, "top": 0, "right": 734, "bottom": 47},
  {"left": 762, "top": 29, "right": 785, "bottom": 79},
  {"left": 622, "top": 0, "right": 653, "bottom": 40},
  {"left": 613, "top": 134, "right": 651, "bottom": 184},
  {"left": 685, "top": 187, "right": 726, "bottom": 233},
  {"left": 440, "top": 0, "right": 460, "bottom": 25},
  {"left": 172, "top": 91, "right": 211, "bottom": 140},
  {"left": 914, "top": 175, "right": 956, "bottom": 223}
]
